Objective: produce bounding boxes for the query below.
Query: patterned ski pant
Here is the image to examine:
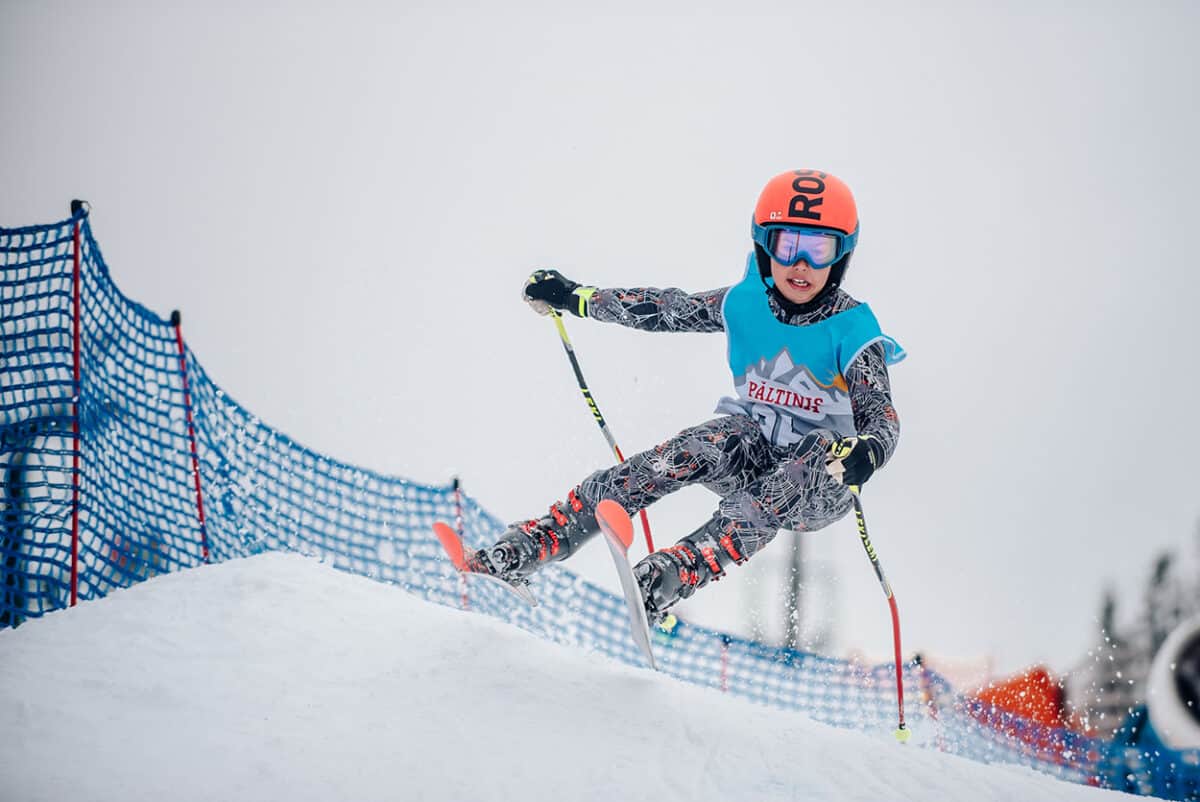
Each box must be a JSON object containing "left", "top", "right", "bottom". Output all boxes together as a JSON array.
[{"left": 574, "top": 414, "right": 854, "bottom": 560}]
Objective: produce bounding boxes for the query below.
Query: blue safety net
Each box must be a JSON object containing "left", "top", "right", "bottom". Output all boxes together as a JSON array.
[{"left": 2, "top": 210, "right": 1197, "bottom": 799}]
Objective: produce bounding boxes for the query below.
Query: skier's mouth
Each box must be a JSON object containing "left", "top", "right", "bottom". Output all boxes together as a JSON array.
[{"left": 787, "top": 278, "right": 811, "bottom": 289}]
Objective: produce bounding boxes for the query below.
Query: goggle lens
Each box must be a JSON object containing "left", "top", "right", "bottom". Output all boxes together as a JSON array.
[{"left": 767, "top": 229, "right": 841, "bottom": 268}]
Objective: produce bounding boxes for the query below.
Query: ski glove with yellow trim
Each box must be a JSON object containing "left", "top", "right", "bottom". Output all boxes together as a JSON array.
[
  {"left": 826, "top": 435, "right": 883, "bottom": 487},
  {"left": 523, "top": 269, "right": 597, "bottom": 318}
]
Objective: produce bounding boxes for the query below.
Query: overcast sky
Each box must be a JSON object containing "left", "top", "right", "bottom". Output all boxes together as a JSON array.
[{"left": 3, "top": 0, "right": 1199, "bottom": 677}]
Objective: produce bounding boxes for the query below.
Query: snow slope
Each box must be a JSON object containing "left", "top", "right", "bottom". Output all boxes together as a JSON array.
[{"left": 0, "top": 554, "right": 1127, "bottom": 802}]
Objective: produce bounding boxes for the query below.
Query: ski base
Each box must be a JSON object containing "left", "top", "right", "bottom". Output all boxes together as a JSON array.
[
  {"left": 595, "top": 499, "right": 657, "bottom": 670},
  {"left": 432, "top": 521, "right": 538, "bottom": 607}
]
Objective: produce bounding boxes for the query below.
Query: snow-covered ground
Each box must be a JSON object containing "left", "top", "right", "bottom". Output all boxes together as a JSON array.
[{"left": 0, "top": 554, "right": 1128, "bottom": 802}]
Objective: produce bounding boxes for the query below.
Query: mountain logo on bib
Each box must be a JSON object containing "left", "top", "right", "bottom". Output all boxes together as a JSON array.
[{"left": 733, "top": 348, "right": 850, "bottom": 421}]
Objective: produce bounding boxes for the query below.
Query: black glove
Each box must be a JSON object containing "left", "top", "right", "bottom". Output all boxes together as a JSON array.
[
  {"left": 826, "top": 435, "right": 881, "bottom": 487},
  {"left": 523, "top": 269, "right": 597, "bottom": 318}
]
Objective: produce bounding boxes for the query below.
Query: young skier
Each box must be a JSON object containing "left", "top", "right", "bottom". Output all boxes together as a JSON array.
[{"left": 472, "top": 169, "right": 904, "bottom": 622}]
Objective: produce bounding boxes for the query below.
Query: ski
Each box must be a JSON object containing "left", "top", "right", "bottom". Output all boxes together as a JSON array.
[
  {"left": 595, "top": 499, "right": 658, "bottom": 670},
  {"left": 432, "top": 522, "right": 538, "bottom": 607}
]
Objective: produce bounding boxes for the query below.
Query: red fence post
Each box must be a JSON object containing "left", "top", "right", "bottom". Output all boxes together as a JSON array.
[
  {"left": 720, "top": 634, "right": 730, "bottom": 693},
  {"left": 914, "top": 654, "right": 947, "bottom": 751},
  {"left": 453, "top": 476, "right": 468, "bottom": 610},
  {"left": 171, "top": 311, "right": 210, "bottom": 564},
  {"left": 69, "top": 213, "right": 82, "bottom": 606}
]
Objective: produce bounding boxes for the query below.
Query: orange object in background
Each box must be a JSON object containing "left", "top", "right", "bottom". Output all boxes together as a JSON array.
[
  {"left": 965, "top": 666, "right": 1072, "bottom": 765},
  {"left": 974, "top": 666, "right": 1066, "bottom": 728}
]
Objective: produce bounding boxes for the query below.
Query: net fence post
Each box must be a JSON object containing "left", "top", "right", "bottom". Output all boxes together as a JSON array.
[
  {"left": 171, "top": 310, "right": 210, "bottom": 564},
  {"left": 720, "top": 633, "right": 730, "bottom": 693},
  {"left": 452, "top": 476, "right": 468, "bottom": 610},
  {"left": 68, "top": 202, "right": 84, "bottom": 606}
]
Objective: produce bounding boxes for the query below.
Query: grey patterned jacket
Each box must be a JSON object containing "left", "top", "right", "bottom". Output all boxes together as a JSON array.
[{"left": 586, "top": 284, "right": 901, "bottom": 470}]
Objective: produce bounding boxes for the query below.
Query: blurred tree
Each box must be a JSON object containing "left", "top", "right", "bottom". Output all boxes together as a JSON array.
[
  {"left": 1146, "top": 552, "right": 1185, "bottom": 659},
  {"left": 1100, "top": 590, "right": 1117, "bottom": 640},
  {"left": 1066, "top": 587, "right": 1145, "bottom": 735}
]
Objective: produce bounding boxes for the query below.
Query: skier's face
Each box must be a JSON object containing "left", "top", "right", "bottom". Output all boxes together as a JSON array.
[{"left": 770, "top": 257, "right": 829, "bottom": 304}]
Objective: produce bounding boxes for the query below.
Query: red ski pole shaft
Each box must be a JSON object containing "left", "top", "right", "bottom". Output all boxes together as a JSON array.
[
  {"left": 849, "top": 486, "right": 908, "bottom": 741},
  {"left": 548, "top": 310, "right": 655, "bottom": 554}
]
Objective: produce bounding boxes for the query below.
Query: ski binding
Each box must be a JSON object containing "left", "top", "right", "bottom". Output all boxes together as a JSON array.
[{"left": 432, "top": 521, "right": 538, "bottom": 607}]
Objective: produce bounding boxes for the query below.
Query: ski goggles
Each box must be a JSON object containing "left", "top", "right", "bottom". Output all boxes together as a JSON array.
[{"left": 751, "top": 223, "right": 858, "bottom": 269}]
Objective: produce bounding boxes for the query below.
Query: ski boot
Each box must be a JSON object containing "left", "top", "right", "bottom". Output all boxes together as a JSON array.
[
  {"left": 632, "top": 515, "right": 748, "bottom": 624},
  {"left": 485, "top": 488, "right": 599, "bottom": 581}
]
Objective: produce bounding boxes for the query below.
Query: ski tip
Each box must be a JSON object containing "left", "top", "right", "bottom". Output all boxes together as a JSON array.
[
  {"left": 596, "top": 499, "right": 635, "bottom": 550},
  {"left": 432, "top": 522, "right": 468, "bottom": 571}
]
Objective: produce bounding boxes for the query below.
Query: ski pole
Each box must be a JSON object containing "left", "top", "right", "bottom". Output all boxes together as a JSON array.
[
  {"left": 847, "top": 485, "right": 908, "bottom": 742},
  {"left": 547, "top": 310, "right": 655, "bottom": 554}
]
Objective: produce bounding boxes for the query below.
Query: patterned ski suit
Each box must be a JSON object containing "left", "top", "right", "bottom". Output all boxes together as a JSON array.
[
  {"left": 488, "top": 269, "right": 902, "bottom": 608},
  {"left": 574, "top": 282, "right": 901, "bottom": 560}
]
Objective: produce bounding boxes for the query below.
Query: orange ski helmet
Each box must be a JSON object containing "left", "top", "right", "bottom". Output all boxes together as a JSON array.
[
  {"left": 753, "top": 169, "right": 858, "bottom": 235},
  {"left": 751, "top": 169, "right": 860, "bottom": 300}
]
